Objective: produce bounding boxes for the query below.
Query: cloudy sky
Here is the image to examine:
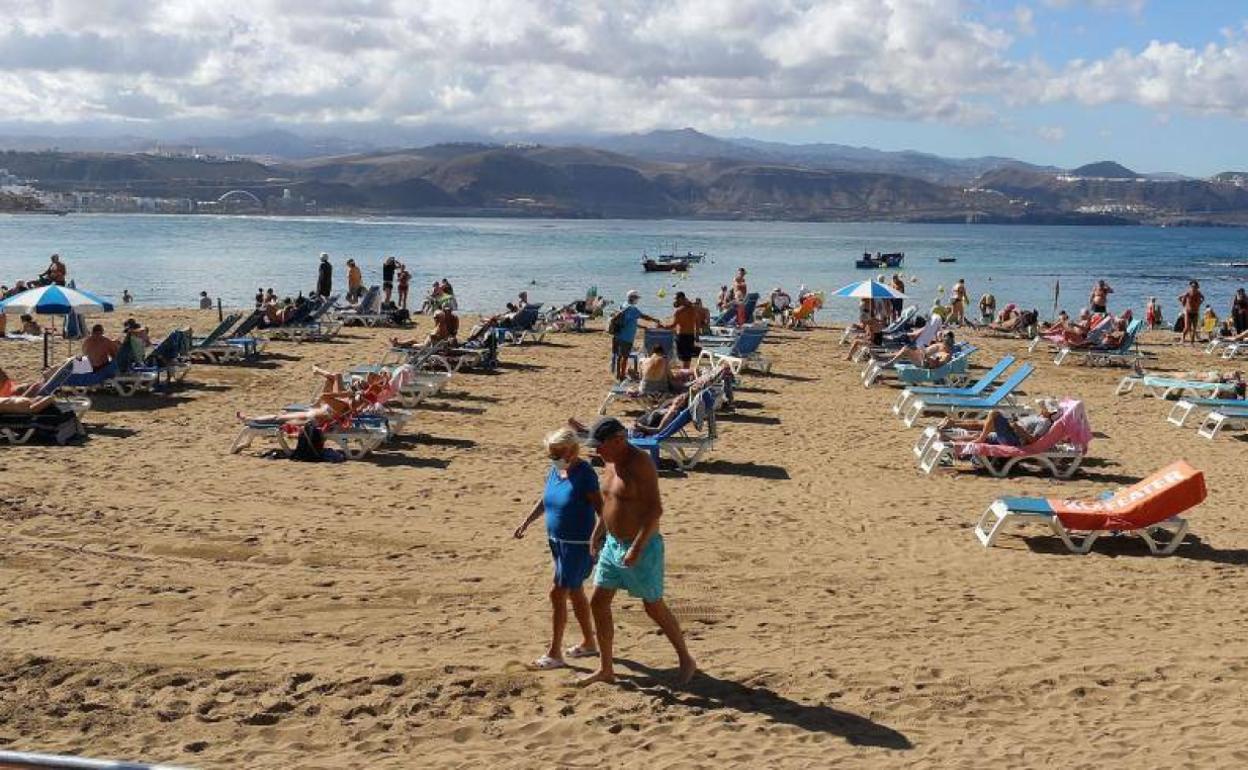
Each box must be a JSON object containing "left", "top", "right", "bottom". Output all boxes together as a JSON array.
[{"left": 0, "top": 0, "right": 1245, "bottom": 173}]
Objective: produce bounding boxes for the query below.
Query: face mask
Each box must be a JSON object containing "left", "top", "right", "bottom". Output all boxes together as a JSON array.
[{"left": 550, "top": 457, "right": 570, "bottom": 472}]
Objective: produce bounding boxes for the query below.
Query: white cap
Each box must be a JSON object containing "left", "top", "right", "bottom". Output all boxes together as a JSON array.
[{"left": 627, "top": 289, "right": 640, "bottom": 300}]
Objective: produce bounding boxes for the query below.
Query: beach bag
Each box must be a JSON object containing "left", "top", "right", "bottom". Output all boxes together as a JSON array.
[
  {"left": 290, "top": 423, "right": 327, "bottom": 462},
  {"left": 390, "top": 308, "right": 411, "bottom": 325},
  {"left": 607, "top": 311, "right": 623, "bottom": 336}
]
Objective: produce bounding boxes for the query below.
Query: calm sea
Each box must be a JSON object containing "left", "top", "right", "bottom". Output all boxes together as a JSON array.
[{"left": 2, "top": 214, "right": 1247, "bottom": 323}]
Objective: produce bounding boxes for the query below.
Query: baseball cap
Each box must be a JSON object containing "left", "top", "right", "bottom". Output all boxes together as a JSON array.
[{"left": 585, "top": 416, "right": 627, "bottom": 447}]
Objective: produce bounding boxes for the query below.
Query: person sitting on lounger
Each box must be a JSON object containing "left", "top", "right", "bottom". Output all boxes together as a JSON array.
[
  {"left": 81, "top": 325, "right": 120, "bottom": 371},
  {"left": 986, "top": 304, "right": 1023, "bottom": 333},
  {"left": 937, "top": 402, "right": 1060, "bottom": 448},
  {"left": 638, "top": 345, "right": 671, "bottom": 396},
  {"left": 0, "top": 367, "right": 41, "bottom": 398},
  {"left": 845, "top": 312, "right": 886, "bottom": 362},
  {"left": 122, "top": 318, "right": 151, "bottom": 347},
  {"left": 235, "top": 367, "right": 381, "bottom": 427},
  {"left": 877, "top": 329, "right": 954, "bottom": 369},
  {"left": 18, "top": 314, "right": 42, "bottom": 335},
  {"left": 426, "top": 308, "right": 460, "bottom": 346}
]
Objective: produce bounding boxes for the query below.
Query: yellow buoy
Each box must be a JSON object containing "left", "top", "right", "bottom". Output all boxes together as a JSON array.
[{"left": 657, "top": 289, "right": 667, "bottom": 299}]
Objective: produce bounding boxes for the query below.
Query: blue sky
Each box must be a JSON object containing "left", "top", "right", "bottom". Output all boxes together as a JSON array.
[
  {"left": 752, "top": 1, "right": 1248, "bottom": 175},
  {"left": 0, "top": 1, "right": 1246, "bottom": 175}
]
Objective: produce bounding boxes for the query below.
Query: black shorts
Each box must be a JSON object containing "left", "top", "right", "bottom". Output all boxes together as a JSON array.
[
  {"left": 871, "top": 331, "right": 884, "bottom": 346},
  {"left": 1090, "top": 303, "right": 1106, "bottom": 314},
  {"left": 383, "top": 280, "right": 394, "bottom": 291},
  {"left": 675, "top": 333, "right": 699, "bottom": 362}
]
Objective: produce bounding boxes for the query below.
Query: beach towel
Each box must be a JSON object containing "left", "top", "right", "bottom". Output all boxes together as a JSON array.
[{"left": 953, "top": 399, "right": 1092, "bottom": 458}]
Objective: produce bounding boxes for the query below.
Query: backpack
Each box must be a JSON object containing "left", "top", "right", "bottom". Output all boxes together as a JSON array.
[
  {"left": 607, "top": 311, "right": 624, "bottom": 336},
  {"left": 290, "top": 423, "right": 327, "bottom": 462}
]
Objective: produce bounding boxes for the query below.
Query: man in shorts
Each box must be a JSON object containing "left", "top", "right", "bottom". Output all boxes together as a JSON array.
[
  {"left": 1179, "top": 280, "right": 1204, "bottom": 346},
  {"left": 664, "top": 291, "right": 702, "bottom": 368},
  {"left": 610, "top": 290, "right": 659, "bottom": 381},
  {"left": 579, "top": 417, "right": 696, "bottom": 687}
]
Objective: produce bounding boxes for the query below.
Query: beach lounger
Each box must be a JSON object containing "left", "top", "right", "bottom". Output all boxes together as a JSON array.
[
  {"left": 863, "top": 343, "right": 975, "bottom": 388},
  {"left": 697, "top": 326, "right": 770, "bottom": 375},
  {"left": 892, "top": 355, "right": 1015, "bottom": 415},
  {"left": 628, "top": 387, "right": 720, "bottom": 470},
  {"left": 18, "top": 358, "right": 93, "bottom": 417},
  {"left": 496, "top": 304, "right": 546, "bottom": 345},
  {"left": 899, "top": 364, "right": 1035, "bottom": 427},
  {"left": 1028, "top": 314, "right": 1113, "bottom": 354},
  {"left": 188, "top": 312, "right": 245, "bottom": 363},
  {"left": 0, "top": 402, "right": 86, "bottom": 446},
  {"left": 1166, "top": 396, "right": 1247, "bottom": 427},
  {"left": 840, "top": 306, "right": 915, "bottom": 345},
  {"left": 266, "top": 295, "right": 344, "bottom": 342},
  {"left": 1195, "top": 404, "right": 1248, "bottom": 439},
  {"left": 916, "top": 398, "right": 1092, "bottom": 478},
  {"left": 1217, "top": 339, "right": 1248, "bottom": 360},
  {"left": 336, "top": 286, "right": 392, "bottom": 327},
  {"left": 974, "top": 460, "right": 1205, "bottom": 554},
  {"left": 853, "top": 315, "right": 944, "bottom": 364},
  {"left": 1114, "top": 374, "right": 1237, "bottom": 400},
  {"left": 709, "top": 293, "right": 759, "bottom": 335},
  {"left": 62, "top": 335, "right": 160, "bottom": 397},
  {"left": 229, "top": 417, "right": 390, "bottom": 459},
  {"left": 1055, "top": 320, "right": 1144, "bottom": 367}
]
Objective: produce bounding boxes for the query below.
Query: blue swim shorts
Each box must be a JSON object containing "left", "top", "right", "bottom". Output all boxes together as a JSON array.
[
  {"left": 549, "top": 538, "right": 593, "bottom": 589},
  {"left": 594, "top": 533, "right": 664, "bottom": 602}
]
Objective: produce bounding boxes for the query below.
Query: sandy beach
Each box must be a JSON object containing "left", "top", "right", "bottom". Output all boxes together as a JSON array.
[{"left": 3, "top": 311, "right": 1248, "bottom": 768}]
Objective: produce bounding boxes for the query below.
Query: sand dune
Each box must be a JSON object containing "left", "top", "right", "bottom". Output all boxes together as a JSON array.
[{"left": 2, "top": 311, "right": 1248, "bottom": 768}]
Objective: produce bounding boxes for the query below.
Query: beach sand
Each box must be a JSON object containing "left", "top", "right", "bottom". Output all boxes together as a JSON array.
[{"left": 2, "top": 312, "right": 1248, "bottom": 768}]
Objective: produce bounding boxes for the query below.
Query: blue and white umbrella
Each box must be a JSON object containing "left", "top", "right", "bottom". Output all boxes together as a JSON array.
[
  {"left": 831, "top": 280, "right": 907, "bottom": 300},
  {"left": 0, "top": 284, "right": 115, "bottom": 315}
]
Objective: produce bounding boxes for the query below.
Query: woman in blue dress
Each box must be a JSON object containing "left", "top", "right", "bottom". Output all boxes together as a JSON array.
[{"left": 513, "top": 427, "right": 603, "bottom": 670}]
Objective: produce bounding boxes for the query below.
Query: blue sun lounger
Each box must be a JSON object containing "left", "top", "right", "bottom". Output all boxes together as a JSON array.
[
  {"left": 1166, "top": 395, "right": 1247, "bottom": 427},
  {"left": 496, "top": 304, "right": 547, "bottom": 345},
  {"left": 865, "top": 344, "right": 976, "bottom": 388},
  {"left": 1055, "top": 319, "right": 1144, "bottom": 367},
  {"left": 697, "top": 326, "right": 770, "bottom": 374},
  {"left": 899, "top": 363, "right": 1035, "bottom": 427},
  {"left": 1195, "top": 403, "right": 1248, "bottom": 439},
  {"left": 892, "top": 355, "right": 1016, "bottom": 415},
  {"left": 628, "top": 387, "right": 720, "bottom": 470}
]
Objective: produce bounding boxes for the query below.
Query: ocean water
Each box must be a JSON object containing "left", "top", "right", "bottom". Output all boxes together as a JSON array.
[{"left": 2, "top": 214, "right": 1248, "bottom": 323}]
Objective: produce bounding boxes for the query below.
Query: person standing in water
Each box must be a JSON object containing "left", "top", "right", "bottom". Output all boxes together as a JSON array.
[
  {"left": 316, "top": 253, "right": 333, "bottom": 299},
  {"left": 578, "top": 417, "right": 696, "bottom": 687}
]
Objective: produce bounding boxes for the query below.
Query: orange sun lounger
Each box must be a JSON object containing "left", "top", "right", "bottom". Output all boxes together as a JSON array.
[{"left": 975, "top": 460, "right": 1206, "bottom": 554}]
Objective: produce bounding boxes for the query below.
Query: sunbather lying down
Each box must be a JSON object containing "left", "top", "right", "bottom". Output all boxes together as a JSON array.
[
  {"left": 937, "top": 403, "right": 1059, "bottom": 448},
  {"left": 235, "top": 367, "right": 386, "bottom": 426},
  {"left": 878, "top": 330, "right": 955, "bottom": 369},
  {"left": 0, "top": 395, "right": 55, "bottom": 415}
]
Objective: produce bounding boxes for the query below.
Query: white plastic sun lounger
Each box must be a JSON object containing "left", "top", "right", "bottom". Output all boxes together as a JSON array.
[{"left": 1195, "top": 404, "right": 1248, "bottom": 439}]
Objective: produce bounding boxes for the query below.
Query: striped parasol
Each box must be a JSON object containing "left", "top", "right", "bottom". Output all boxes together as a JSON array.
[{"left": 0, "top": 284, "right": 115, "bottom": 315}]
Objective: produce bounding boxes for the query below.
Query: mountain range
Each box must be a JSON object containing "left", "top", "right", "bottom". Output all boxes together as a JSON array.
[{"left": 3, "top": 128, "right": 1247, "bottom": 225}]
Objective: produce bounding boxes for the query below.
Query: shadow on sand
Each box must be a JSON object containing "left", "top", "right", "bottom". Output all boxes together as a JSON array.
[{"left": 614, "top": 658, "right": 913, "bottom": 750}]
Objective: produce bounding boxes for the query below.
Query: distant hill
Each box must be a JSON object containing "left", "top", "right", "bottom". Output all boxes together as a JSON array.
[
  {"left": 1070, "top": 161, "right": 1139, "bottom": 179},
  {"left": 9, "top": 143, "right": 1248, "bottom": 225}
]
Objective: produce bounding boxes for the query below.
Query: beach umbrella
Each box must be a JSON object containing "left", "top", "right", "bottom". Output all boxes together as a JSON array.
[
  {"left": 0, "top": 285, "right": 114, "bottom": 367},
  {"left": 0, "top": 284, "right": 115, "bottom": 315},
  {"left": 830, "top": 280, "right": 907, "bottom": 300}
]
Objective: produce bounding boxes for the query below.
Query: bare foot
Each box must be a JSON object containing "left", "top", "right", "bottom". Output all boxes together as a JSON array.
[
  {"left": 676, "top": 658, "right": 698, "bottom": 685},
  {"left": 235, "top": 410, "right": 246, "bottom": 422},
  {"left": 576, "top": 669, "right": 616, "bottom": 687}
]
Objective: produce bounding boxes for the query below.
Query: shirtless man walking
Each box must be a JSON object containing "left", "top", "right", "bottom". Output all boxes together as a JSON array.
[{"left": 579, "top": 417, "right": 696, "bottom": 686}]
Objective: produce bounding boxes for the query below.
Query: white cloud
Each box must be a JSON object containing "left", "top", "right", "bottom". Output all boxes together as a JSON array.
[
  {"left": 1044, "top": 34, "right": 1248, "bottom": 118},
  {"left": 0, "top": 0, "right": 1240, "bottom": 139},
  {"left": 0, "top": 0, "right": 1022, "bottom": 132},
  {"left": 1036, "top": 124, "right": 1066, "bottom": 141}
]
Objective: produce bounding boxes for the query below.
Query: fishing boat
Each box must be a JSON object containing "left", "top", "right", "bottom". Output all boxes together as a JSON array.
[
  {"left": 938, "top": 256, "right": 957, "bottom": 263},
  {"left": 642, "top": 256, "right": 690, "bottom": 272},
  {"left": 641, "top": 247, "right": 703, "bottom": 272},
  {"left": 854, "top": 251, "right": 905, "bottom": 269}
]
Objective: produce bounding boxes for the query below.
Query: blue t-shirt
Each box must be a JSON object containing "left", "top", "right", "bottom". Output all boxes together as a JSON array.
[
  {"left": 614, "top": 305, "right": 643, "bottom": 343},
  {"left": 544, "top": 461, "right": 600, "bottom": 541}
]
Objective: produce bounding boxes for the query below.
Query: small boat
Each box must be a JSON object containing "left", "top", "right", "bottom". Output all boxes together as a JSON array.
[
  {"left": 855, "top": 251, "right": 905, "bottom": 269},
  {"left": 641, "top": 247, "right": 702, "bottom": 272},
  {"left": 1231, "top": 262, "right": 1248, "bottom": 268},
  {"left": 938, "top": 257, "right": 957, "bottom": 263},
  {"left": 642, "top": 257, "right": 689, "bottom": 273}
]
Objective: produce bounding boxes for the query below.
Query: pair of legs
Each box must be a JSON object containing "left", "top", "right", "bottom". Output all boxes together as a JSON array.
[
  {"left": 1183, "top": 312, "right": 1200, "bottom": 345},
  {"left": 0, "top": 396, "right": 55, "bottom": 415},
  {"left": 578, "top": 587, "right": 696, "bottom": 686},
  {"left": 398, "top": 287, "right": 409, "bottom": 309},
  {"left": 938, "top": 409, "right": 1007, "bottom": 444},
  {"left": 539, "top": 584, "right": 596, "bottom": 666}
]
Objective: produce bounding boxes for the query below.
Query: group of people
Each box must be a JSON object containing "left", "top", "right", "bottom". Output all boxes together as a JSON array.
[
  {"left": 313, "top": 253, "right": 417, "bottom": 310},
  {"left": 1, "top": 254, "right": 71, "bottom": 336},
  {"left": 609, "top": 290, "right": 711, "bottom": 381}
]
